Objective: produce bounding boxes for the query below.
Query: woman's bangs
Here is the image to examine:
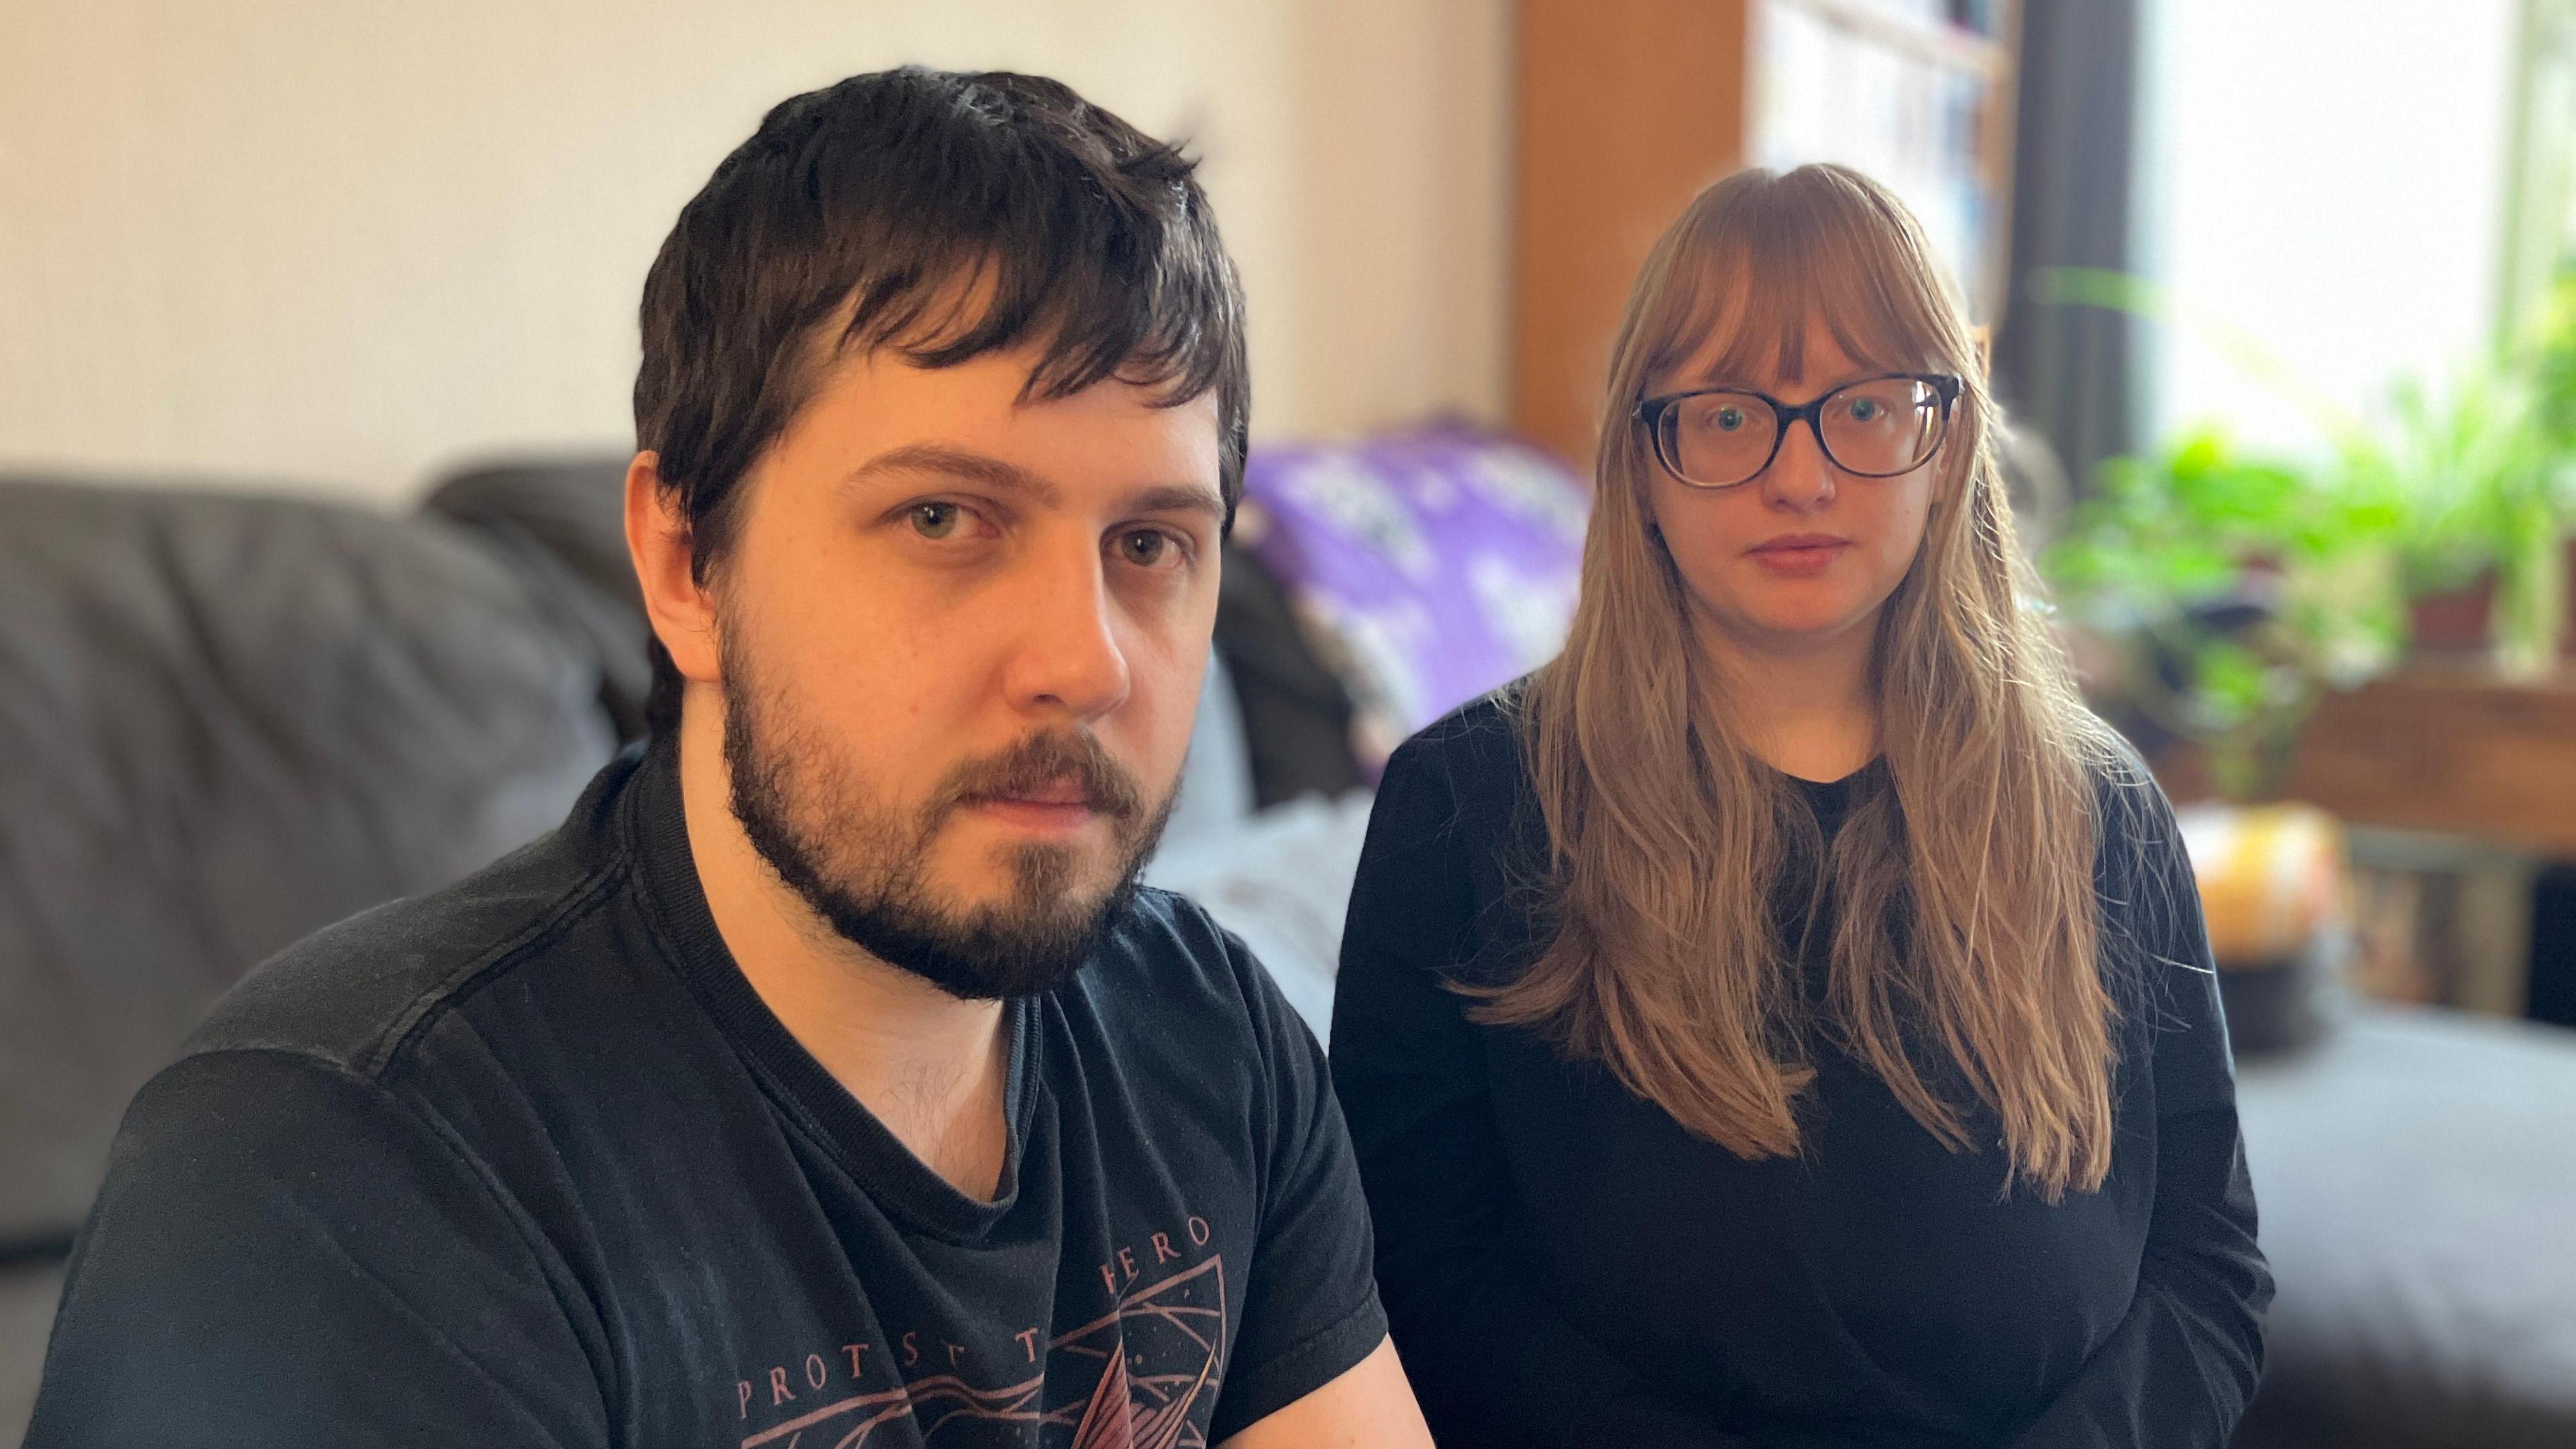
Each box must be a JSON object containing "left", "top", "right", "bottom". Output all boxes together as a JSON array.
[{"left": 1644, "top": 177, "right": 1956, "bottom": 394}]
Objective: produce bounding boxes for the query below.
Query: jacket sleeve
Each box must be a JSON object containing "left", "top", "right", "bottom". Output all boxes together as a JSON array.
[
  {"left": 2007, "top": 773, "right": 2274, "bottom": 1448},
  {"left": 1331, "top": 733, "right": 1748, "bottom": 1448}
]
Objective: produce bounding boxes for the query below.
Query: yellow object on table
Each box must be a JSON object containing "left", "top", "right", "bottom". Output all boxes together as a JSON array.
[{"left": 2171, "top": 804, "right": 2349, "bottom": 967}]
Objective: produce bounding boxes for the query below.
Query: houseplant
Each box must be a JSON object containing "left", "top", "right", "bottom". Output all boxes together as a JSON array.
[
  {"left": 2035, "top": 268, "right": 2576, "bottom": 796},
  {"left": 2043, "top": 428, "right": 2409, "bottom": 798}
]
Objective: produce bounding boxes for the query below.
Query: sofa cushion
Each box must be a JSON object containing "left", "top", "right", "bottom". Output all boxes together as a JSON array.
[
  {"left": 421, "top": 456, "right": 653, "bottom": 743},
  {"left": 0, "top": 478, "right": 622, "bottom": 1244},
  {"left": 1236, "top": 422, "right": 1588, "bottom": 771},
  {"left": 1213, "top": 540, "right": 1368, "bottom": 806},
  {"left": 2233, "top": 1008, "right": 2576, "bottom": 1448},
  {"left": 0, "top": 1256, "right": 66, "bottom": 1449}
]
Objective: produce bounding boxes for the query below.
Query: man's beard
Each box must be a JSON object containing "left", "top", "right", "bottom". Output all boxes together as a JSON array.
[{"left": 718, "top": 630, "right": 1175, "bottom": 1002}]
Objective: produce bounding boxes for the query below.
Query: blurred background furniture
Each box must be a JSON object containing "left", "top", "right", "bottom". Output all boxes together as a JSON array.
[
  {"left": 2157, "top": 669, "right": 2576, "bottom": 860},
  {"left": 2157, "top": 675, "right": 2576, "bottom": 1023}
]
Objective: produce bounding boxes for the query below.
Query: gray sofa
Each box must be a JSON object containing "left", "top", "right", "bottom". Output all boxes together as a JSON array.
[
  {"left": 6, "top": 464, "right": 2575, "bottom": 1448},
  {"left": 0, "top": 465, "right": 645, "bottom": 1438},
  {"left": 2231, "top": 1007, "right": 2576, "bottom": 1448}
]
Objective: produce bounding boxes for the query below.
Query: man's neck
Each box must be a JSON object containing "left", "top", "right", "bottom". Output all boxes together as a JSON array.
[
  {"left": 1693, "top": 606, "right": 1880, "bottom": 784},
  {"left": 674, "top": 705, "right": 1012, "bottom": 1201}
]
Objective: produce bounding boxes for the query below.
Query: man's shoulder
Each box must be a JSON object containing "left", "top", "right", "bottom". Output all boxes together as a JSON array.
[
  {"left": 184, "top": 757, "right": 639, "bottom": 1081},
  {"left": 1083, "top": 886, "right": 1312, "bottom": 1051},
  {"left": 1097, "top": 885, "right": 1254, "bottom": 1004}
]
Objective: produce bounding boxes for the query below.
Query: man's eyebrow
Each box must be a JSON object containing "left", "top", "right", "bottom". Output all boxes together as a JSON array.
[
  {"left": 1126, "top": 483, "right": 1227, "bottom": 524},
  {"left": 846, "top": 443, "right": 1222, "bottom": 523},
  {"left": 843, "top": 444, "right": 1060, "bottom": 506}
]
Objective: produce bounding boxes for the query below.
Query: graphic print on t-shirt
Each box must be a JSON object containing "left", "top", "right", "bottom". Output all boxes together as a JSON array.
[{"left": 736, "top": 1242, "right": 1227, "bottom": 1448}]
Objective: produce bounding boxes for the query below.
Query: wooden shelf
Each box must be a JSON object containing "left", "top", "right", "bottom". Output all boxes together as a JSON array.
[
  {"left": 1768, "top": 0, "right": 2012, "bottom": 78},
  {"left": 1511, "top": 0, "right": 1757, "bottom": 470},
  {"left": 2156, "top": 667, "right": 2576, "bottom": 859}
]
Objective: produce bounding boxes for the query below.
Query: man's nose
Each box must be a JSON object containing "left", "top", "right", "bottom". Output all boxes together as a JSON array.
[{"left": 1000, "top": 543, "right": 1132, "bottom": 722}]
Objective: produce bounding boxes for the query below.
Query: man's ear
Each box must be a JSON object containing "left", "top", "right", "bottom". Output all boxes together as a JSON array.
[{"left": 624, "top": 451, "right": 722, "bottom": 688}]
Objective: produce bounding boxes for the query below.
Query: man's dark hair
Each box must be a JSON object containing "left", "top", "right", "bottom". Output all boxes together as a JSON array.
[{"left": 633, "top": 67, "right": 1250, "bottom": 736}]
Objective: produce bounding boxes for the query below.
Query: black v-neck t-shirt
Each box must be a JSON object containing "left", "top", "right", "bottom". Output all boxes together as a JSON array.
[
  {"left": 1332, "top": 695, "right": 2271, "bottom": 1448},
  {"left": 31, "top": 743, "right": 1386, "bottom": 1448}
]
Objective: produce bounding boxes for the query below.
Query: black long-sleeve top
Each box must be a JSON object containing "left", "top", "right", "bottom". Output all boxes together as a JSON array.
[{"left": 1330, "top": 695, "right": 2271, "bottom": 1448}]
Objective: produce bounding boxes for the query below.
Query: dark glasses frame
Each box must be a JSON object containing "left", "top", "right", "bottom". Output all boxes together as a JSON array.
[{"left": 1632, "top": 372, "right": 1964, "bottom": 489}]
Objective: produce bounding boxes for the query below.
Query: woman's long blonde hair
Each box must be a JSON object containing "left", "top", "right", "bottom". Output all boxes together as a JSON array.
[{"left": 1478, "top": 164, "right": 2127, "bottom": 1200}]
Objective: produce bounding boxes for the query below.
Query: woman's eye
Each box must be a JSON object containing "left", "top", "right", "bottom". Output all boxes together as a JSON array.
[
  {"left": 1713, "top": 406, "right": 1746, "bottom": 431},
  {"left": 1847, "top": 398, "right": 1882, "bottom": 423},
  {"left": 908, "top": 502, "right": 963, "bottom": 539},
  {"left": 1117, "top": 529, "right": 1177, "bottom": 568}
]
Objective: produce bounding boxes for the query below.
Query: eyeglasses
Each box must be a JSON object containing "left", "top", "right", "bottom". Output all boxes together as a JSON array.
[{"left": 1633, "top": 373, "right": 1962, "bottom": 489}]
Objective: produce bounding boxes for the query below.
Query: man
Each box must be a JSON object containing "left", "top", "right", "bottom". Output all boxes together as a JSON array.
[{"left": 30, "top": 68, "right": 1431, "bottom": 1448}]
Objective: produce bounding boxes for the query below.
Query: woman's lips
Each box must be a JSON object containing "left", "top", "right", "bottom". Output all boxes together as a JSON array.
[{"left": 1748, "top": 535, "right": 1851, "bottom": 577}]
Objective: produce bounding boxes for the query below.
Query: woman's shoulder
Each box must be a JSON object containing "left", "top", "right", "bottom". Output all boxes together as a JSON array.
[
  {"left": 2078, "top": 729, "right": 2185, "bottom": 871},
  {"left": 1382, "top": 684, "right": 1534, "bottom": 810},
  {"left": 1347, "top": 686, "right": 1550, "bottom": 981},
  {"left": 2069, "top": 727, "right": 2215, "bottom": 1004}
]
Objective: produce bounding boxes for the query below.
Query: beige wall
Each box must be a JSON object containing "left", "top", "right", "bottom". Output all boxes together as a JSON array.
[{"left": 0, "top": 0, "right": 1510, "bottom": 502}]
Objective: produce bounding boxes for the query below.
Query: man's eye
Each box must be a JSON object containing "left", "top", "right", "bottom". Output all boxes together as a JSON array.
[
  {"left": 1116, "top": 529, "right": 1178, "bottom": 568},
  {"left": 909, "top": 502, "right": 962, "bottom": 539}
]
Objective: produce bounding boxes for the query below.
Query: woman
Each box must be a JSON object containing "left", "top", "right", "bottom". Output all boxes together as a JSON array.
[{"left": 1330, "top": 165, "right": 2271, "bottom": 1448}]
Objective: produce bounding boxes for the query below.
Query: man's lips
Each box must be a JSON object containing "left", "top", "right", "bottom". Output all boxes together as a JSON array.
[
  {"left": 994, "top": 776, "right": 1093, "bottom": 806},
  {"left": 961, "top": 777, "right": 1107, "bottom": 835}
]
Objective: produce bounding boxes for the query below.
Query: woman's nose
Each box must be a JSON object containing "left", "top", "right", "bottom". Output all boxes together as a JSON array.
[{"left": 1760, "top": 419, "right": 1837, "bottom": 510}]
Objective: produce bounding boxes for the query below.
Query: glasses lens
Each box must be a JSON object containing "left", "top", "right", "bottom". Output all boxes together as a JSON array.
[
  {"left": 1663, "top": 392, "right": 1776, "bottom": 485},
  {"left": 1820, "top": 378, "right": 1942, "bottom": 476}
]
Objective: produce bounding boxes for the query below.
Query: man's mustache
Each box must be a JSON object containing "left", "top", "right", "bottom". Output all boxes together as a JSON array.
[{"left": 928, "top": 730, "right": 1144, "bottom": 825}]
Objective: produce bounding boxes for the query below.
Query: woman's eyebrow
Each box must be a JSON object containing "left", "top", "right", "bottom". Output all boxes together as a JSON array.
[{"left": 1675, "top": 369, "right": 1883, "bottom": 399}]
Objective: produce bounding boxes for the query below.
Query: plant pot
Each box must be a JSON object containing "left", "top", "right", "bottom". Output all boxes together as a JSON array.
[
  {"left": 2406, "top": 539, "right": 2576, "bottom": 665},
  {"left": 2410, "top": 576, "right": 2493, "bottom": 653}
]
